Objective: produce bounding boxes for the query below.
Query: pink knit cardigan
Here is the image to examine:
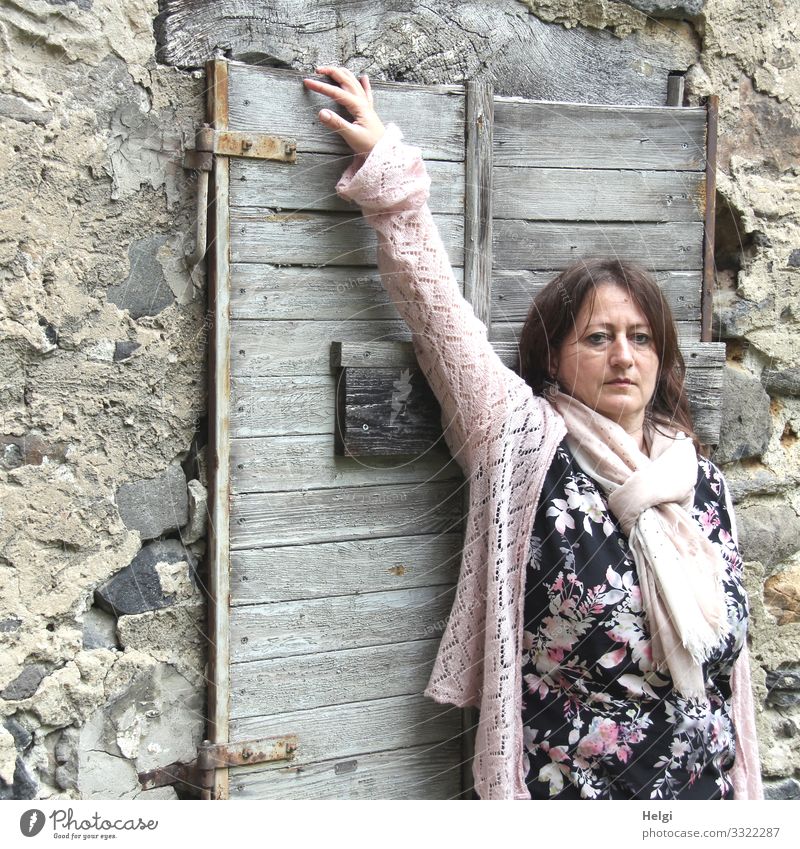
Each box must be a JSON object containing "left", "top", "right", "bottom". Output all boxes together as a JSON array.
[{"left": 335, "top": 122, "right": 763, "bottom": 800}]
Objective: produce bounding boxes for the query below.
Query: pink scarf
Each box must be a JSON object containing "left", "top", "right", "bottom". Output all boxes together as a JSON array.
[{"left": 550, "top": 391, "right": 730, "bottom": 702}]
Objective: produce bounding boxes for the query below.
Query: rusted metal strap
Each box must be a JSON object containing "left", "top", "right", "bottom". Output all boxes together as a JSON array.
[
  {"left": 138, "top": 735, "right": 298, "bottom": 797},
  {"left": 184, "top": 124, "right": 296, "bottom": 167}
]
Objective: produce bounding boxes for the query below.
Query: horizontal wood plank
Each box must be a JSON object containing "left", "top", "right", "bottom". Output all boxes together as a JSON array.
[
  {"left": 230, "top": 209, "right": 464, "bottom": 266},
  {"left": 491, "top": 269, "right": 701, "bottom": 322},
  {"left": 493, "top": 166, "right": 705, "bottom": 222},
  {"left": 493, "top": 220, "right": 704, "bottom": 270},
  {"left": 229, "top": 693, "right": 460, "bottom": 767},
  {"left": 230, "top": 533, "right": 463, "bottom": 605},
  {"left": 230, "top": 433, "right": 460, "bottom": 494},
  {"left": 230, "top": 481, "right": 466, "bottom": 550},
  {"left": 230, "top": 264, "right": 463, "bottom": 321},
  {"left": 231, "top": 638, "right": 442, "bottom": 717},
  {"left": 229, "top": 738, "right": 463, "bottom": 800},
  {"left": 493, "top": 100, "right": 706, "bottom": 170},
  {"left": 231, "top": 585, "right": 455, "bottom": 662},
  {"left": 231, "top": 319, "right": 412, "bottom": 377},
  {"left": 231, "top": 375, "right": 334, "bottom": 438},
  {"left": 230, "top": 154, "right": 465, "bottom": 214},
  {"left": 228, "top": 64, "right": 465, "bottom": 161}
]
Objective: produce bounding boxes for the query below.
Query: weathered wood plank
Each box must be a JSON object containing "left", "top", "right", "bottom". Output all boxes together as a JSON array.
[
  {"left": 227, "top": 64, "right": 465, "bottom": 160},
  {"left": 330, "top": 341, "right": 418, "bottom": 369},
  {"left": 231, "top": 585, "right": 455, "bottom": 662},
  {"left": 231, "top": 319, "right": 412, "bottom": 377},
  {"left": 231, "top": 375, "right": 334, "bottom": 438},
  {"left": 493, "top": 167, "right": 705, "bottom": 222},
  {"left": 493, "top": 220, "right": 704, "bottom": 270},
  {"left": 685, "top": 368, "right": 724, "bottom": 445},
  {"left": 228, "top": 694, "right": 459, "bottom": 767},
  {"left": 229, "top": 738, "right": 463, "bottom": 800},
  {"left": 230, "top": 209, "right": 464, "bottom": 265},
  {"left": 230, "top": 264, "right": 463, "bottom": 321},
  {"left": 230, "top": 638, "right": 442, "bottom": 718},
  {"left": 493, "top": 100, "right": 706, "bottom": 170},
  {"left": 335, "top": 367, "right": 443, "bottom": 457},
  {"left": 464, "top": 79, "right": 494, "bottom": 327},
  {"left": 230, "top": 155, "right": 465, "bottom": 214},
  {"left": 230, "top": 533, "right": 463, "bottom": 605},
  {"left": 491, "top": 270, "right": 701, "bottom": 322},
  {"left": 230, "top": 433, "right": 460, "bottom": 493},
  {"left": 230, "top": 480, "right": 466, "bottom": 550}
]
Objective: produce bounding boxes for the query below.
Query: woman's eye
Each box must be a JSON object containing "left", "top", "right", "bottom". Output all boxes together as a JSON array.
[
  {"left": 587, "top": 333, "right": 608, "bottom": 344},
  {"left": 632, "top": 333, "right": 651, "bottom": 345}
]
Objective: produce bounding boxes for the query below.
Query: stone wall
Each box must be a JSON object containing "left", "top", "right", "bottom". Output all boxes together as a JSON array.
[{"left": 0, "top": 0, "right": 797, "bottom": 799}]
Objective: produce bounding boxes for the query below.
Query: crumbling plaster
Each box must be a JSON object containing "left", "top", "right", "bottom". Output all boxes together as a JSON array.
[{"left": 0, "top": 0, "right": 797, "bottom": 799}]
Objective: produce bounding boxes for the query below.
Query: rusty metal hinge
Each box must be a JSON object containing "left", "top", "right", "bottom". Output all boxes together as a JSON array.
[
  {"left": 181, "top": 125, "right": 296, "bottom": 269},
  {"left": 183, "top": 124, "right": 297, "bottom": 168},
  {"left": 138, "top": 735, "right": 298, "bottom": 799}
]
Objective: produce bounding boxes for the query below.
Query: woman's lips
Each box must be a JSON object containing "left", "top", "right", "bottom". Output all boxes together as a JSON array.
[{"left": 608, "top": 379, "right": 633, "bottom": 385}]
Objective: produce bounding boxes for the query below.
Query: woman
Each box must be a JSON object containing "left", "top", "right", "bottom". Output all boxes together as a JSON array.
[{"left": 302, "top": 66, "right": 763, "bottom": 800}]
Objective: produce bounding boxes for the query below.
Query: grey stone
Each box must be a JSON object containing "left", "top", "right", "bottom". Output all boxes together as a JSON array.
[
  {"left": 77, "top": 750, "right": 139, "bottom": 800},
  {"left": 115, "top": 463, "right": 188, "bottom": 540},
  {"left": 618, "top": 0, "right": 705, "bottom": 17},
  {"left": 54, "top": 727, "right": 79, "bottom": 791},
  {"left": 3, "top": 718, "right": 32, "bottom": 753},
  {"left": 179, "top": 479, "right": 207, "bottom": 545},
  {"left": 713, "top": 368, "right": 772, "bottom": 464},
  {"left": 136, "top": 786, "right": 179, "bottom": 799},
  {"left": 713, "top": 293, "right": 775, "bottom": 341},
  {"left": 0, "top": 757, "right": 38, "bottom": 800},
  {"left": 94, "top": 539, "right": 197, "bottom": 616},
  {"left": 107, "top": 235, "right": 173, "bottom": 319},
  {"left": 787, "top": 249, "right": 800, "bottom": 268},
  {"left": 737, "top": 504, "right": 800, "bottom": 569},
  {"left": 765, "top": 665, "right": 800, "bottom": 707},
  {"left": 725, "top": 470, "right": 800, "bottom": 503},
  {"left": 762, "top": 368, "right": 800, "bottom": 397},
  {"left": 128, "top": 664, "right": 204, "bottom": 772},
  {"left": 82, "top": 605, "right": 119, "bottom": 650},
  {"left": 764, "top": 778, "right": 800, "bottom": 800},
  {"left": 1, "top": 664, "right": 48, "bottom": 701},
  {"left": 113, "top": 341, "right": 141, "bottom": 362},
  {"left": 0, "top": 617, "right": 21, "bottom": 632}
]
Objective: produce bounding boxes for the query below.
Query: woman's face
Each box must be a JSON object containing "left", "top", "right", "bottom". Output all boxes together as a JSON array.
[{"left": 552, "top": 283, "right": 660, "bottom": 442}]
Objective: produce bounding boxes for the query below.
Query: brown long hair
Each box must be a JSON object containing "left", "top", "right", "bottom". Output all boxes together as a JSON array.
[{"left": 511, "top": 258, "right": 698, "bottom": 448}]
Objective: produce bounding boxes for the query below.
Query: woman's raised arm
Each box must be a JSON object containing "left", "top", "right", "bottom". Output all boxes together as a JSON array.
[{"left": 303, "top": 67, "right": 532, "bottom": 472}]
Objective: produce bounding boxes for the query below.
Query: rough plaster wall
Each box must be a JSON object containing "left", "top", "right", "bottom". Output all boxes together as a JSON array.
[
  {"left": 0, "top": 0, "right": 797, "bottom": 799},
  {"left": 0, "top": 0, "right": 207, "bottom": 799}
]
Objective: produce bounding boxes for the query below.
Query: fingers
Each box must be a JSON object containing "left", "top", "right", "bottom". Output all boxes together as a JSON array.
[
  {"left": 360, "top": 74, "right": 373, "bottom": 106},
  {"left": 314, "top": 65, "right": 363, "bottom": 98},
  {"left": 318, "top": 108, "right": 350, "bottom": 132}
]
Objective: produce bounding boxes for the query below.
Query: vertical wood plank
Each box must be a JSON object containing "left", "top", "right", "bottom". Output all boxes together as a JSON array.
[
  {"left": 464, "top": 79, "right": 494, "bottom": 327},
  {"left": 207, "top": 56, "right": 232, "bottom": 802},
  {"left": 702, "top": 95, "right": 719, "bottom": 343}
]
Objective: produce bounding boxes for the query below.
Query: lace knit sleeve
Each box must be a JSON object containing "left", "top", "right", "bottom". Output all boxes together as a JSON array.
[{"left": 336, "top": 123, "right": 528, "bottom": 471}]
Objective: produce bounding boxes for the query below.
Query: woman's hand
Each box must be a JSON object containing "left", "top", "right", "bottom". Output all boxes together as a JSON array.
[{"left": 302, "top": 66, "right": 386, "bottom": 156}]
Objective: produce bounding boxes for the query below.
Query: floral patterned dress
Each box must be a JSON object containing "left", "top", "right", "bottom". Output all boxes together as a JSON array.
[{"left": 521, "top": 438, "right": 748, "bottom": 800}]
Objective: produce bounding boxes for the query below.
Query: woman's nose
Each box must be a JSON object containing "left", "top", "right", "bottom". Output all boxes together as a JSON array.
[{"left": 609, "top": 336, "right": 634, "bottom": 367}]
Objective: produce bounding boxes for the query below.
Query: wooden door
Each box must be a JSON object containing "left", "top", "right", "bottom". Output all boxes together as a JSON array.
[{"left": 203, "top": 60, "right": 723, "bottom": 799}]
